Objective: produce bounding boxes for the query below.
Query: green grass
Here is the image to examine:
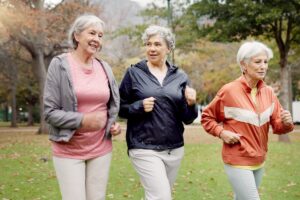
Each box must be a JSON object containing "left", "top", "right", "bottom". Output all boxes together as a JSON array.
[{"left": 0, "top": 132, "right": 300, "bottom": 200}]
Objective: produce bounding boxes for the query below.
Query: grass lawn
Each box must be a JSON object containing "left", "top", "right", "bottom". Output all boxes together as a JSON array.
[{"left": 0, "top": 125, "right": 299, "bottom": 200}]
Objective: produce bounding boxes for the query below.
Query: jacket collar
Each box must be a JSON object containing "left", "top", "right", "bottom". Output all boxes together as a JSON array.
[
  {"left": 238, "top": 75, "right": 265, "bottom": 93},
  {"left": 133, "top": 59, "right": 178, "bottom": 74}
]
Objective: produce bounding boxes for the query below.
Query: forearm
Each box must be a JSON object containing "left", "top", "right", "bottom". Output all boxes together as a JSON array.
[{"left": 45, "top": 109, "right": 83, "bottom": 129}]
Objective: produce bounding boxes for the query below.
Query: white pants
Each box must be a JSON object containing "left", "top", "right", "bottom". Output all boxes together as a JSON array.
[
  {"left": 224, "top": 164, "right": 264, "bottom": 200},
  {"left": 129, "top": 147, "right": 184, "bottom": 200},
  {"left": 53, "top": 152, "right": 112, "bottom": 200}
]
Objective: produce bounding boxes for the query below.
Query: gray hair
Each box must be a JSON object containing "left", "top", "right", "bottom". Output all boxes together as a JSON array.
[
  {"left": 68, "top": 14, "right": 105, "bottom": 49},
  {"left": 142, "top": 25, "right": 175, "bottom": 50},
  {"left": 237, "top": 41, "right": 273, "bottom": 72}
]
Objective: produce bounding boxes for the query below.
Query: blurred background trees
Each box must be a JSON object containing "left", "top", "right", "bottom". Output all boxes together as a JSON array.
[{"left": 0, "top": 0, "right": 299, "bottom": 140}]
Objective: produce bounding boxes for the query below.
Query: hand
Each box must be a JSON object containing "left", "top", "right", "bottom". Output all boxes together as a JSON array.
[
  {"left": 110, "top": 122, "right": 121, "bottom": 136},
  {"left": 220, "top": 130, "right": 241, "bottom": 144},
  {"left": 143, "top": 97, "right": 156, "bottom": 112},
  {"left": 185, "top": 86, "right": 196, "bottom": 106},
  {"left": 80, "top": 112, "right": 107, "bottom": 132},
  {"left": 280, "top": 109, "right": 293, "bottom": 126}
]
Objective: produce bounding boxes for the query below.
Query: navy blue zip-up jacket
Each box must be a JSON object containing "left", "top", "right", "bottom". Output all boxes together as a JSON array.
[{"left": 119, "top": 60, "right": 198, "bottom": 150}]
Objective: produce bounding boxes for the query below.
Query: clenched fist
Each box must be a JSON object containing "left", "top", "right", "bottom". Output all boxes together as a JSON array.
[
  {"left": 185, "top": 86, "right": 197, "bottom": 106},
  {"left": 280, "top": 109, "right": 293, "bottom": 126},
  {"left": 80, "top": 112, "right": 107, "bottom": 132},
  {"left": 143, "top": 97, "right": 156, "bottom": 112},
  {"left": 110, "top": 122, "right": 121, "bottom": 136}
]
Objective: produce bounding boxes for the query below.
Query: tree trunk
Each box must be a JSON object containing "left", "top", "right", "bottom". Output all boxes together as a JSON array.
[
  {"left": 4, "top": 103, "right": 9, "bottom": 121},
  {"left": 34, "top": 48, "right": 48, "bottom": 134},
  {"left": 27, "top": 103, "right": 34, "bottom": 126},
  {"left": 10, "top": 63, "right": 18, "bottom": 128},
  {"left": 278, "top": 54, "right": 291, "bottom": 143},
  {"left": 10, "top": 81, "right": 18, "bottom": 127}
]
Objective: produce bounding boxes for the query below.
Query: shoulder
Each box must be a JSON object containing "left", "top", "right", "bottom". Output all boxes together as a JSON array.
[
  {"left": 125, "top": 61, "right": 146, "bottom": 75},
  {"left": 95, "top": 58, "right": 117, "bottom": 81},
  {"left": 95, "top": 58, "right": 111, "bottom": 70},
  {"left": 48, "top": 53, "right": 68, "bottom": 68},
  {"left": 169, "top": 64, "right": 188, "bottom": 79},
  {"left": 176, "top": 68, "right": 187, "bottom": 76},
  {"left": 261, "top": 85, "right": 277, "bottom": 98},
  {"left": 217, "top": 79, "right": 241, "bottom": 97},
  {"left": 52, "top": 53, "right": 68, "bottom": 62}
]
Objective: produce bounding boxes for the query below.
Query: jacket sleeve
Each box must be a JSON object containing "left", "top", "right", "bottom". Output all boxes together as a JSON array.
[
  {"left": 178, "top": 75, "right": 198, "bottom": 124},
  {"left": 181, "top": 103, "right": 198, "bottom": 125},
  {"left": 201, "top": 92, "right": 225, "bottom": 137},
  {"left": 43, "top": 58, "right": 83, "bottom": 129},
  {"left": 270, "top": 93, "right": 294, "bottom": 134},
  {"left": 119, "top": 68, "right": 145, "bottom": 119}
]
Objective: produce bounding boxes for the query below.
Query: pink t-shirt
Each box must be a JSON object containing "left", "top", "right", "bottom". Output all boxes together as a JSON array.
[{"left": 52, "top": 53, "right": 112, "bottom": 159}]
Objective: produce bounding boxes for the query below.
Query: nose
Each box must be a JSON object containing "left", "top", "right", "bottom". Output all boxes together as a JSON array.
[
  {"left": 148, "top": 44, "right": 156, "bottom": 51},
  {"left": 91, "top": 34, "right": 101, "bottom": 42},
  {"left": 261, "top": 62, "right": 268, "bottom": 68}
]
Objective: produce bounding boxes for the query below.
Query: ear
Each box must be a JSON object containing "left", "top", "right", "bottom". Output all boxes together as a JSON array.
[
  {"left": 167, "top": 47, "right": 171, "bottom": 54},
  {"left": 74, "top": 32, "right": 80, "bottom": 43},
  {"left": 240, "top": 61, "right": 247, "bottom": 73}
]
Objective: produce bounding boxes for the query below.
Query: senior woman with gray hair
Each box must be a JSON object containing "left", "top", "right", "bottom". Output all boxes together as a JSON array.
[
  {"left": 201, "top": 41, "right": 294, "bottom": 200},
  {"left": 119, "top": 25, "right": 198, "bottom": 200},
  {"left": 44, "top": 14, "right": 121, "bottom": 200}
]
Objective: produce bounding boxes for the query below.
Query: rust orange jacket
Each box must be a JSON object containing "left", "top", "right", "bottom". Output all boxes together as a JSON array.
[{"left": 201, "top": 76, "right": 294, "bottom": 166}]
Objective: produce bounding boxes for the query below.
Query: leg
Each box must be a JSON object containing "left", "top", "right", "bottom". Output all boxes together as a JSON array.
[
  {"left": 129, "top": 149, "right": 172, "bottom": 200},
  {"left": 53, "top": 156, "right": 86, "bottom": 200},
  {"left": 224, "top": 164, "right": 260, "bottom": 200},
  {"left": 86, "top": 152, "right": 112, "bottom": 200},
  {"left": 253, "top": 167, "right": 264, "bottom": 189},
  {"left": 164, "top": 147, "right": 184, "bottom": 187}
]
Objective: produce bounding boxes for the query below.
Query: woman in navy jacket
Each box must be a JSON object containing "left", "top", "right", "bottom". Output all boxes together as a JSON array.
[{"left": 119, "top": 25, "right": 198, "bottom": 200}]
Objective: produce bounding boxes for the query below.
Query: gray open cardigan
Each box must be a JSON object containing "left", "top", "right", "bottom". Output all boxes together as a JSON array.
[{"left": 43, "top": 53, "right": 120, "bottom": 142}]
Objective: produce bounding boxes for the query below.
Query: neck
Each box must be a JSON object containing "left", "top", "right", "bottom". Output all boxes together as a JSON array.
[
  {"left": 72, "top": 48, "right": 93, "bottom": 65},
  {"left": 244, "top": 74, "right": 258, "bottom": 88},
  {"left": 147, "top": 60, "right": 167, "bottom": 71}
]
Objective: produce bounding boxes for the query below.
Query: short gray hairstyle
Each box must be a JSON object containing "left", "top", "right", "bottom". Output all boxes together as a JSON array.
[
  {"left": 142, "top": 25, "right": 175, "bottom": 50},
  {"left": 237, "top": 41, "right": 273, "bottom": 72},
  {"left": 68, "top": 14, "right": 105, "bottom": 49}
]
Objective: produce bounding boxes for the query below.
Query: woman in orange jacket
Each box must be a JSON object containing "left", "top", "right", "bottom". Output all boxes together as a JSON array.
[{"left": 201, "top": 41, "right": 294, "bottom": 200}]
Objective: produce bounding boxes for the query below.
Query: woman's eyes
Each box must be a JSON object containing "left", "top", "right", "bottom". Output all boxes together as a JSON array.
[
  {"left": 254, "top": 60, "right": 268, "bottom": 64},
  {"left": 89, "top": 32, "right": 103, "bottom": 38},
  {"left": 146, "top": 43, "right": 162, "bottom": 46}
]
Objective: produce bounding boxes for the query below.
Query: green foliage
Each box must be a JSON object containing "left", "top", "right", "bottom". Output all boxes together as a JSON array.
[
  {"left": 180, "top": 0, "right": 300, "bottom": 110},
  {"left": 177, "top": 40, "right": 240, "bottom": 103},
  {"left": 186, "top": 0, "right": 300, "bottom": 43}
]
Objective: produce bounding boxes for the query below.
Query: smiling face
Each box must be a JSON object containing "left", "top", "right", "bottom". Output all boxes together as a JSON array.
[
  {"left": 74, "top": 24, "right": 103, "bottom": 56},
  {"left": 146, "top": 34, "right": 170, "bottom": 67},
  {"left": 242, "top": 52, "right": 269, "bottom": 85}
]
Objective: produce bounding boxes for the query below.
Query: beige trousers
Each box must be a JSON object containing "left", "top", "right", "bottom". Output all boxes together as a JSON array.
[
  {"left": 129, "top": 147, "right": 184, "bottom": 200},
  {"left": 53, "top": 152, "right": 112, "bottom": 200}
]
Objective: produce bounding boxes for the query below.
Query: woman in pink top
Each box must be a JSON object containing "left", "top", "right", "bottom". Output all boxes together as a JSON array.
[{"left": 44, "top": 14, "right": 121, "bottom": 200}]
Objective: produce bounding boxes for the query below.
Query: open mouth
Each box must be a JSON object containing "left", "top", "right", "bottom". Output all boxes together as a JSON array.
[{"left": 89, "top": 42, "right": 99, "bottom": 49}]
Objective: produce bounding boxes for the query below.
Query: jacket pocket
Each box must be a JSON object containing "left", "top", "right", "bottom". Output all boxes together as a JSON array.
[{"left": 238, "top": 138, "right": 260, "bottom": 157}]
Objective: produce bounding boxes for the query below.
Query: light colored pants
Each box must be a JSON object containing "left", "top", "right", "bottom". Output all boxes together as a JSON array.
[
  {"left": 129, "top": 147, "right": 184, "bottom": 200},
  {"left": 224, "top": 164, "right": 264, "bottom": 200},
  {"left": 53, "top": 152, "right": 112, "bottom": 200}
]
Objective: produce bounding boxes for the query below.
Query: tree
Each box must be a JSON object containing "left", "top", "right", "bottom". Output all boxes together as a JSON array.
[
  {"left": 184, "top": 0, "right": 300, "bottom": 142},
  {"left": 176, "top": 40, "right": 240, "bottom": 103},
  {"left": 0, "top": 41, "right": 22, "bottom": 127},
  {"left": 0, "top": 0, "right": 97, "bottom": 133}
]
